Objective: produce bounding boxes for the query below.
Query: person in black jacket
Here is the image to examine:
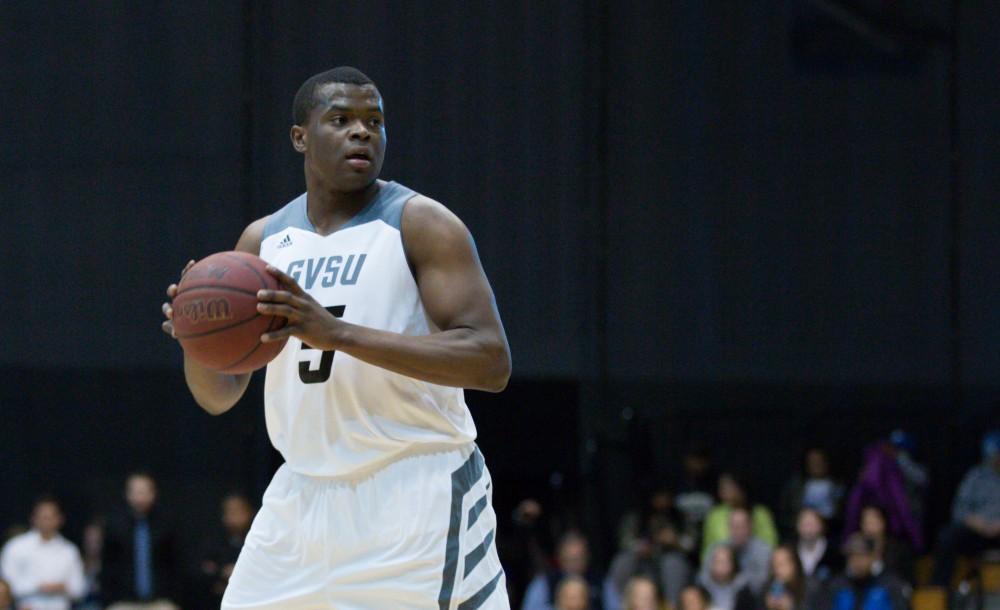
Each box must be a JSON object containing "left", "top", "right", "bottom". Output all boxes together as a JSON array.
[
  {"left": 101, "top": 472, "right": 179, "bottom": 610},
  {"left": 195, "top": 493, "right": 255, "bottom": 609},
  {"left": 794, "top": 508, "right": 840, "bottom": 584}
]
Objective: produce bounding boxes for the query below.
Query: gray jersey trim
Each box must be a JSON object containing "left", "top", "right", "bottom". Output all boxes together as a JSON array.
[{"left": 262, "top": 181, "right": 415, "bottom": 240}]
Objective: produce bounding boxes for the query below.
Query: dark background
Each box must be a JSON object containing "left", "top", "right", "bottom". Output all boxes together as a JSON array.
[{"left": 0, "top": 0, "right": 997, "bottom": 578}]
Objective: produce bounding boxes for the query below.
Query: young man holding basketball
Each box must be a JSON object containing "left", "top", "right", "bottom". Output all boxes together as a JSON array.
[{"left": 161, "top": 67, "right": 512, "bottom": 609}]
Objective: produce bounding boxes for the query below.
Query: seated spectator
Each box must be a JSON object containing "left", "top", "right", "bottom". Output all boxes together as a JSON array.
[
  {"left": 858, "top": 505, "right": 912, "bottom": 580},
  {"left": 697, "top": 545, "right": 750, "bottom": 610},
  {"left": 607, "top": 520, "right": 691, "bottom": 608},
  {"left": 704, "top": 508, "right": 772, "bottom": 593},
  {"left": 622, "top": 575, "right": 665, "bottom": 610},
  {"left": 794, "top": 507, "right": 840, "bottom": 582},
  {"left": 843, "top": 442, "right": 923, "bottom": 552},
  {"left": 556, "top": 575, "right": 592, "bottom": 610},
  {"left": 735, "top": 545, "right": 819, "bottom": 610},
  {"left": 619, "top": 487, "right": 683, "bottom": 552},
  {"left": 196, "top": 493, "right": 255, "bottom": 608},
  {"left": 679, "top": 585, "right": 714, "bottom": 610},
  {"left": 778, "top": 447, "right": 844, "bottom": 537},
  {"left": 0, "top": 496, "right": 86, "bottom": 610},
  {"left": 823, "top": 534, "right": 909, "bottom": 610},
  {"left": 702, "top": 473, "right": 778, "bottom": 559},
  {"left": 931, "top": 430, "right": 1000, "bottom": 586},
  {"left": 887, "top": 429, "right": 929, "bottom": 530},
  {"left": 676, "top": 446, "right": 717, "bottom": 553},
  {"left": 0, "top": 579, "right": 12, "bottom": 610},
  {"left": 522, "top": 531, "right": 613, "bottom": 610},
  {"left": 102, "top": 472, "right": 179, "bottom": 610},
  {"left": 78, "top": 519, "right": 105, "bottom": 610}
]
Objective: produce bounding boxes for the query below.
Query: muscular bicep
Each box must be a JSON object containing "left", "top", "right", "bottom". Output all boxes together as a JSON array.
[{"left": 402, "top": 198, "right": 507, "bottom": 339}]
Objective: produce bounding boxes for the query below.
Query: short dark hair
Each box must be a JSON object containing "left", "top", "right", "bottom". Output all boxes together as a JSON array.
[
  {"left": 292, "top": 66, "right": 376, "bottom": 125},
  {"left": 32, "top": 494, "right": 62, "bottom": 514}
]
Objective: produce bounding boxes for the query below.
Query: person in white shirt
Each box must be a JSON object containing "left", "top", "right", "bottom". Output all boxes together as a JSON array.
[{"left": 0, "top": 497, "right": 86, "bottom": 610}]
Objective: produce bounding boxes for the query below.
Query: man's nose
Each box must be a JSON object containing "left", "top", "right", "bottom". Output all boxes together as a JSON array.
[{"left": 349, "top": 120, "right": 370, "bottom": 140}]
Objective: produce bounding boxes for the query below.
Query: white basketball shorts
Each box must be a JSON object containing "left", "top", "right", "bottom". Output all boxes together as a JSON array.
[{"left": 221, "top": 444, "right": 510, "bottom": 610}]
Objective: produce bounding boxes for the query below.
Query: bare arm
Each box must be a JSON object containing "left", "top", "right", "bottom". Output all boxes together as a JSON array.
[
  {"left": 161, "top": 217, "right": 268, "bottom": 414},
  {"left": 256, "top": 196, "right": 511, "bottom": 391}
]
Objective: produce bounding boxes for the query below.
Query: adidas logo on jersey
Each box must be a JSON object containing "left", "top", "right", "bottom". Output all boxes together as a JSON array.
[{"left": 277, "top": 234, "right": 293, "bottom": 249}]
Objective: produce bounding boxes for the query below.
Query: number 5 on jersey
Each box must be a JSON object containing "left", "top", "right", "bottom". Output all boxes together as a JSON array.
[{"left": 298, "top": 305, "right": 346, "bottom": 384}]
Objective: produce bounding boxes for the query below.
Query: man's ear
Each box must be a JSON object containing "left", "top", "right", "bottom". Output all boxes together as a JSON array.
[{"left": 290, "top": 125, "right": 307, "bottom": 153}]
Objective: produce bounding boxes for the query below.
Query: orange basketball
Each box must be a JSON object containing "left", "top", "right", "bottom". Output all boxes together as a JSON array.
[{"left": 171, "top": 251, "right": 287, "bottom": 374}]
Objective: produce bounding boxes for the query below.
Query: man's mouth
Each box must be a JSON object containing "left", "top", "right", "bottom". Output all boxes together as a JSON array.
[{"left": 345, "top": 150, "right": 372, "bottom": 169}]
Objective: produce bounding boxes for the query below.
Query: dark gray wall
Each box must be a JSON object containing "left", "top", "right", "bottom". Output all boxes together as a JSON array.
[{"left": 3, "top": 2, "right": 994, "bottom": 390}]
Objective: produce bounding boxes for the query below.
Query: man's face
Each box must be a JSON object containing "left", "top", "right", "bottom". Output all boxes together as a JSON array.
[
  {"left": 797, "top": 509, "right": 823, "bottom": 542},
  {"left": 556, "top": 580, "right": 590, "bottom": 610},
  {"left": 729, "top": 510, "right": 751, "bottom": 547},
  {"left": 684, "top": 454, "right": 708, "bottom": 478},
  {"left": 847, "top": 551, "right": 875, "bottom": 578},
  {"left": 126, "top": 475, "right": 157, "bottom": 515},
  {"left": 805, "top": 449, "right": 829, "bottom": 478},
  {"left": 709, "top": 547, "right": 735, "bottom": 582},
  {"left": 680, "top": 587, "right": 708, "bottom": 610},
  {"left": 222, "top": 497, "right": 254, "bottom": 535},
  {"left": 31, "top": 502, "right": 63, "bottom": 538},
  {"left": 293, "top": 83, "right": 386, "bottom": 192},
  {"left": 559, "top": 539, "right": 589, "bottom": 575}
]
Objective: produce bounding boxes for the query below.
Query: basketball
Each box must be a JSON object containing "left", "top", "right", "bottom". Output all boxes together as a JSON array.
[{"left": 171, "top": 251, "right": 288, "bottom": 374}]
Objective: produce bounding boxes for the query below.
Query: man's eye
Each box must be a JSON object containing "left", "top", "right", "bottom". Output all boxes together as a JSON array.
[
  {"left": 369, "top": 118, "right": 382, "bottom": 127},
  {"left": 331, "top": 116, "right": 346, "bottom": 125}
]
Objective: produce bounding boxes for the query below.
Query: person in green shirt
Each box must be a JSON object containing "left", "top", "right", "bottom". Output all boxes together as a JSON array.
[{"left": 702, "top": 472, "right": 778, "bottom": 560}]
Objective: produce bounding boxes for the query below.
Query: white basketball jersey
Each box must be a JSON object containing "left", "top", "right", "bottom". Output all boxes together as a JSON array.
[{"left": 258, "top": 181, "right": 477, "bottom": 478}]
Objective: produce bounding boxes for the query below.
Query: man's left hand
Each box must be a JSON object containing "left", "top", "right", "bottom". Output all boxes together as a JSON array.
[{"left": 257, "top": 265, "right": 345, "bottom": 350}]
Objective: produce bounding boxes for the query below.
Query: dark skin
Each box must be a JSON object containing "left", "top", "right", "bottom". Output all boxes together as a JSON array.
[{"left": 162, "top": 83, "right": 511, "bottom": 415}]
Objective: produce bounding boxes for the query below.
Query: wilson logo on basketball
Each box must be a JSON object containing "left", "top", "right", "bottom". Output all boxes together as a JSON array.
[{"left": 179, "top": 298, "right": 233, "bottom": 324}]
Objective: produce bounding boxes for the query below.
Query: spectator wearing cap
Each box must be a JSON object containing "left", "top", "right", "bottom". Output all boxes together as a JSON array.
[
  {"left": 823, "top": 534, "right": 909, "bottom": 610},
  {"left": 931, "top": 430, "right": 1000, "bottom": 586},
  {"left": 887, "top": 429, "right": 929, "bottom": 531}
]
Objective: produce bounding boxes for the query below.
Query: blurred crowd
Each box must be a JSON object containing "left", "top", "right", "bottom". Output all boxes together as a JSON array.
[
  {"left": 0, "top": 429, "right": 997, "bottom": 610},
  {"left": 0, "top": 473, "right": 251, "bottom": 610},
  {"left": 500, "top": 429, "right": 1000, "bottom": 610}
]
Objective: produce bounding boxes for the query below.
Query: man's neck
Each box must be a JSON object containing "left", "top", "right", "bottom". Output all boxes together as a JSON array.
[
  {"left": 305, "top": 178, "right": 381, "bottom": 234},
  {"left": 37, "top": 530, "right": 57, "bottom": 541},
  {"left": 801, "top": 537, "right": 824, "bottom": 551}
]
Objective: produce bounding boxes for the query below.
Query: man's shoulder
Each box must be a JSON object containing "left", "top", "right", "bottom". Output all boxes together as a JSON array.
[{"left": 2, "top": 530, "right": 36, "bottom": 553}]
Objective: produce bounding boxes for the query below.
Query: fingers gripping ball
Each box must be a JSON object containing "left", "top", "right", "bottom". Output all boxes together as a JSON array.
[{"left": 172, "top": 252, "right": 287, "bottom": 374}]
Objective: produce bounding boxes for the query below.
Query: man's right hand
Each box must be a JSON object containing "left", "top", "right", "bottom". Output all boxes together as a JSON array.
[{"left": 161, "top": 260, "right": 196, "bottom": 338}]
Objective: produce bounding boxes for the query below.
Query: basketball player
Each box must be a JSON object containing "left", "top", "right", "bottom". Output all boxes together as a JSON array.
[{"left": 161, "top": 67, "right": 512, "bottom": 609}]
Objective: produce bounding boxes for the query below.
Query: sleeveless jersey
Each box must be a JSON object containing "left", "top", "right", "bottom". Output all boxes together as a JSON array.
[{"left": 258, "top": 181, "right": 477, "bottom": 478}]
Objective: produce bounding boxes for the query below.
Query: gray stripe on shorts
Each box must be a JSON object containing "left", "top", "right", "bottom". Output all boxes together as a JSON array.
[
  {"left": 438, "top": 448, "right": 485, "bottom": 610},
  {"left": 457, "top": 570, "right": 503, "bottom": 610},
  {"left": 467, "top": 494, "right": 488, "bottom": 530},
  {"left": 463, "top": 529, "right": 495, "bottom": 578}
]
